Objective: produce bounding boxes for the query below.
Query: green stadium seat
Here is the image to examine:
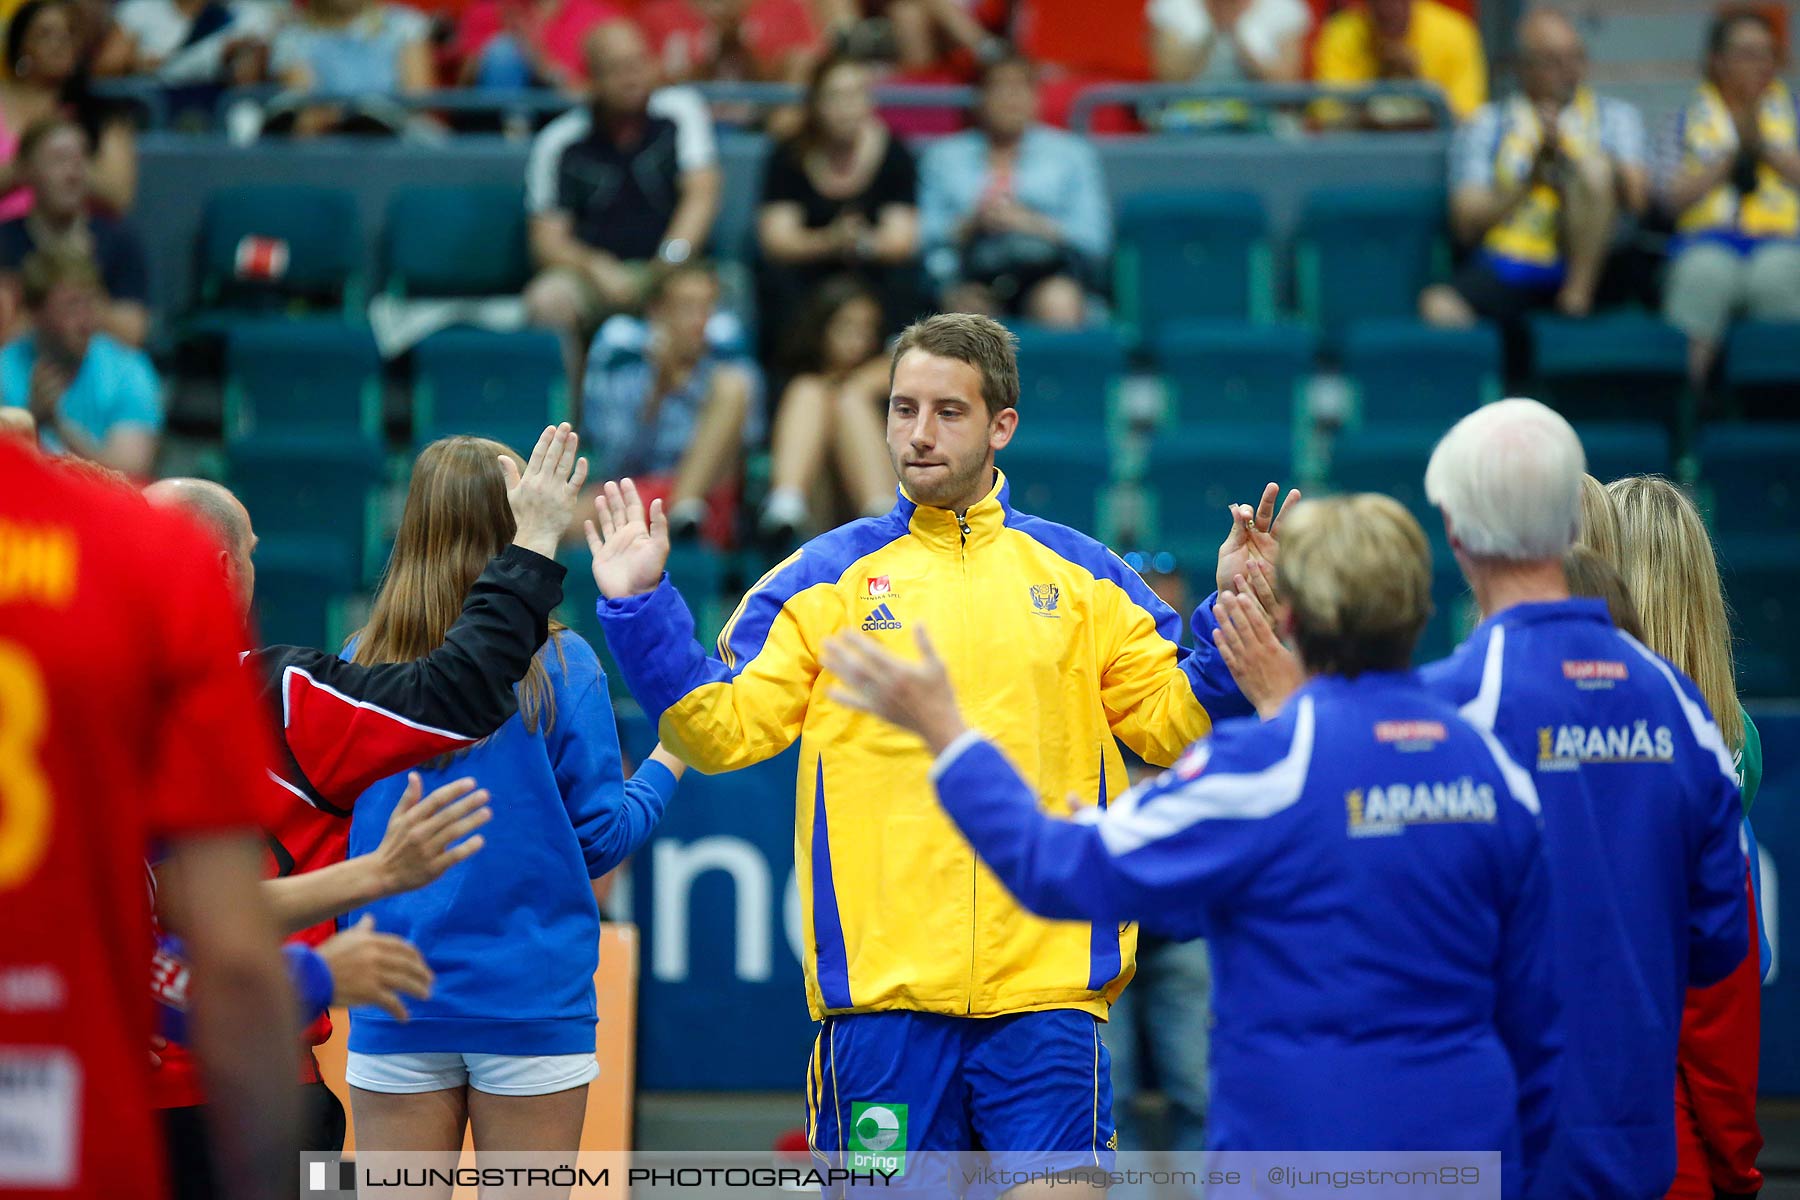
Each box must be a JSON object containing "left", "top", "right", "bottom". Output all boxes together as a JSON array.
[
  {"left": 249, "top": 537, "right": 357, "bottom": 649},
  {"left": 1717, "top": 535, "right": 1800, "bottom": 697},
  {"left": 224, "top": 319, "right": 382, "bottom": 443},
  {"left": 1003, "top": 432, "right": 1108, "bottom": 532},
  {"left": 412, "top": 329, "right": 565, "bottom": 451},
  {"left": 382, "top": 186, "right": 531, "bottom": 298},
  {"left": 196, "top": 185, "right": 364, "bottom": 313},
  {"left": 1527, "top": 314, "right": 1689, "bottom": 425},
  {"left": 1143, "top": 429, "right": 1293, "bottom": 554},
  {"left": 1720, "top": 320, "right": 1800, "bottom": 418},
  {"left": 1699, "top": 423, "right": 1800, "bottom": 538},
  {"left": 1328, "top": 426, "right": 1442, "bottom": 536},
  {"left": 1116, "top": 190, "right": 1271, "bottom": 343},
  {"left": 228, "top": 434, "right": 386, "bottom": 586},
  {"left": 1153, "top": 320, "right": 1314, "bottom": 432},
  {"left": 1010, "top": 325, "right": 1128, "bottom": 438},
  {"left": 1295, "top": 187, "right": 1446, "bottom": 338},
  {"left": 1342, "top": 320, "right": 1501, "bottom": 427},
  {"left": 1415, "top": 550, "right": 1476, "bottom": 666},
  {"left": 1573, "top": 423, "right": 1672, "bottom": 485}
]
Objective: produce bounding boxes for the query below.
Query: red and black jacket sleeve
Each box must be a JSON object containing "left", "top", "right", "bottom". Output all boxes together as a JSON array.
[{"left": 249, "top": 545, "right": 567, "bottom": 816}]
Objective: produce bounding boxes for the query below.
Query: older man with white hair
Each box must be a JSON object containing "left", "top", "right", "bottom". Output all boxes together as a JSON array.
[{"left": 1417, "top": 398, "right": 1748, "bottom": 1200}]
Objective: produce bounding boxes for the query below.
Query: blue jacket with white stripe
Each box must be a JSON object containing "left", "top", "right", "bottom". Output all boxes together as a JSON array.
[
  {"left": 930, "top": 670, "right": 1560, "bottom": 1198},
  {"left": 1419, "top": 599, "right": 1748, "bottom": 1200}
]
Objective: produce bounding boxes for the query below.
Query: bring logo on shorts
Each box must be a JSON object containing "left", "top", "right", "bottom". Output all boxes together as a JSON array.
[{"left": 848, "top": 1102, "right": 908, "bottom": 1176}]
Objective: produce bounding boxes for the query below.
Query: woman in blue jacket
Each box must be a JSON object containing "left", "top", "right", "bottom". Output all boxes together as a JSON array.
[
  {"left": 341, "top": 435, "right": 682, "bottom": 1166},
  {"left": 824, "top": 495, "right": 1562, "bottom": 1198}
]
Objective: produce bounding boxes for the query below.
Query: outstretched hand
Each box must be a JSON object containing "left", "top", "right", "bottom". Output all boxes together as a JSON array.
[
  {"left": 371, "top": 773, "right": 492, "bottom": 898},
  {"left": 315, "top": 915, "right": 435, "bottom": 1022},
  {"left": 823, "top": 626, "right": 968, "bottom": 754},
  {"left": 503, "top": 423, "right": 589, "bottom": 559},
  {"left": 1213, "top": 585, "right": 1304, "bottom": 719},
  {"left": 1216, "top": 481, "right": 1300, "bottom": 595},
  {"left": 586, "top": 478, "right": 671, "bottom": 600}
]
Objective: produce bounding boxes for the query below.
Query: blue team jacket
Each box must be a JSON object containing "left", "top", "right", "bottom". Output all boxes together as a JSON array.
[
  {"left": 930, "top": 671, "right": 1561, "bottom": 1199},
  {"left": 344, "top": 632, "right": 677, "bottom": 1056},
  {"left": 1421, "top": 599, "right": 1748, "bottom": 1200}
]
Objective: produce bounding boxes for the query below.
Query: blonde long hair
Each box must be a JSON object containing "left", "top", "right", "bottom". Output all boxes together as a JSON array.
[
  {"left": 353, "top": 436, "right": 565, "bottom": 736},
  {"left": 1607, "top": 475, "right": 1743, "bottom": 751},
  {"left": 1575, "top": 473, "right": 1623, "bottom": 571}
]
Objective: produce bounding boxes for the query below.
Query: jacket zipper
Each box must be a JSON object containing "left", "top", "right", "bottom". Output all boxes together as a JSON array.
[{"left": 959, "top": 511, "right": 975, "bottom": 1013}]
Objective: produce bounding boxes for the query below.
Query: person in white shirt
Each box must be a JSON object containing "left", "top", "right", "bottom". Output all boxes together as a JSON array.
[{"left": 1148, "top": 0, "right": 1310, "bottom": 86}]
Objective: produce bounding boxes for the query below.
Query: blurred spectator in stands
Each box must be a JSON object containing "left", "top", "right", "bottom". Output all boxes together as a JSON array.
[
  {"left": 581, "top": 262, "right": 760, "bottom": 544},
  {"left": 0, "top": 0, "right": 137, "bottom": 213},
  {"left": 1420, "top": 10, "right": 1648, "bottom": 328},
  {"left": 525, "top": 19, "right": 720, "bottom": 394},
  {"left": 813, "top": 0, "right": 1004, "bottom": 72},
  {"left": 267, "top": 0, "right": 431, "bottom": 136},
  {"left": 0, "top": 117, "right": 147, "bottom": 345},
  {"left": 110, "top": 0, "right": 281, "bottom": 96},
  {"left": 761, "top": 276, "right": 893, "bottom": 542},
  {"left": 757, "top": 52, "right": 921, "bottom": 359},
  {"left": 637, "top": 0, "right": 820, "bottom": 85},
  {"left": 919, "top": 53, "right": 1109, "bottom": 327},
  {"left": 1313, "top": 0, "right": 1486, "bottom": 126},
  {"left": 453, "top": 0, "right": 621, "bottom": 90},
  {"left": 1658, "top": 8, "right": 1800, "bottom": 392},
  {"left": 1146, "top": 0, "right": 1309, "bottom": 131},
  {"left": 0, "top": 248, "right": 160, "bottom": 475}
]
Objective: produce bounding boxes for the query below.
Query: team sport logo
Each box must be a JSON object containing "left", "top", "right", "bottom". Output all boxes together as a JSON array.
[
  {"left": 1537, "top": 722, "right": 1674, "bottom": 771},
  {"left": 1563, "top": 660, "right": 1628, "bottom": 690},
  {"left": 1373, "top": 721, "right": 1447, "bottom": 751},
  {"left": 1345, "top": 777, "right": 1497, "bottom": 837},
  {"left": 862, "top": 604, "right": 903, "bottom": 632},
  {"left": 1030, "top": 583, "right": 1061, "bottom": 616},
  {"left": 867, "top": 576, "right": 893, "bottom": 598},
  {"left": 848, "top": 1103, "right": 908, "bottom": 1176}
]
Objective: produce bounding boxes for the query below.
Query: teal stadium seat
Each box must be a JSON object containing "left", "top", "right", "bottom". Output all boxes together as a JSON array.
[
  {"left": 1699, "top": 424, "right": 1800, "bottom": 538},
  {"left": 1295, "top": 187, "right": 1446, "bottom": 338},
  {"left": 249, "top": 537, "right": 358, "bottom": 649},
  {"left": 1415, "top": 550, "right": 1477, "bottom": 666},
  {"left": 1143, "top": 429, "right": 1293, "bottom": 554},
  {"left": 1528, "top": 314, "right": 1689, "bottom": 425},
  {"left": 228, "top": 434, "right": 385, "bottom": 586},
  {"left": 1573, "top": 423, "right": 1672, "bottom": 485},
  {"left": 224, "top": 320, "right": 382, "bottom": 443},
  {"left": 1116, "top": 190, "right": 1271, "bottom": 343},
  {"left": 1341, "top": 320, "right": 1501, "bottom": 427},
  {"left": 383, "top": 185, "right": 531, "bottom": 298},
  {"left": 1716, "top": 535, "right": 1800, "bottom": 697},
  {"left": 1004, "top": 434, "right": 1107, "bottom": 533},
  {"left": 1329, "top": 426, "right": 1441, "bottom": 536},
  {"left": 1720, "top": 320, "right": 1800, "bottom": 419},
  {"left": 412, "top": 329, "right": 565, "bottom": 451},
  {"left": 1154, "top": 320, "right": 1314, "bottom": 432},
  {"left": 1010, "top": 325, "right": 1128, "bottom": 438},
  {"left": 197, "top": 185, "right": 364, "bottom": 313}
]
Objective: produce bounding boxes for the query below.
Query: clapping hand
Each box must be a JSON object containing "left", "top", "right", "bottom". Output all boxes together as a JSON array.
[
  {"left": 1213, "top": 579, "right": 1304, "bottom": 718},
  {"left": 370, "top": 774, "right": 492, "bottom": 898},
  {"left": 586, "top": 478, "right": 672, "bottom": 600},
  {"left": 503, "top": 424, "right": 588, "bottom": 559},
  {"left": 1215, "top": 481, "right": 1300, "bottom": 595},
  {"left": 823, "top": 626, "right": 969, "bottom": 754}
]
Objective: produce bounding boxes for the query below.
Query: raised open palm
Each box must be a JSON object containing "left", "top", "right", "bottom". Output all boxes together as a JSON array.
[{"left": 586, "top": 478, "right": 671, "bottom": 600}]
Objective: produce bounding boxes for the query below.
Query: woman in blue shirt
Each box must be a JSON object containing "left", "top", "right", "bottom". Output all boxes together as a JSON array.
[{"left": 342, "top": 435, "right": 682, "bottom": 1163}]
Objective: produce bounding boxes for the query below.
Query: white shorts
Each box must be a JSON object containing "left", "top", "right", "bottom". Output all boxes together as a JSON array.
[{"left": 346, "top": 1050, "right": 599, "bottom": 1097}]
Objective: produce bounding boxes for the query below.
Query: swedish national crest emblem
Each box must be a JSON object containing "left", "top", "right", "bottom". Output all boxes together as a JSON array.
[{"left": 1030, "top": 583, "right": 1061, "bottom": 616}]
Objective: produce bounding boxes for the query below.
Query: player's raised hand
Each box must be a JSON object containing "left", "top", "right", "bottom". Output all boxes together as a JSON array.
[
  {"left": 315, "top": 916, "right": 435, "bottom": 1022},
  {"left": 823, "top": 626, "right": 969, "bottom": 754},
  {"left": 1213, "top": 585, "right": 1303, "bottom": 719},
  {"left": 504, "top": 423, "right": 589, "bottom": 559},
  {"left": 586, "top": 478, "right": 671, "bottom": 600},
  {"left": 1215, "top": 481, "right": 1301, "bottom": 594},
  {"left": 371, "top": 773, "right": 492, "bottom": 898}
]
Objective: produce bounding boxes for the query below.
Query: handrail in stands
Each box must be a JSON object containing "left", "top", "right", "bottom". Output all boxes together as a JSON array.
[{"left": 1065, "top": 80, "right": 1456, "bottom": 133}]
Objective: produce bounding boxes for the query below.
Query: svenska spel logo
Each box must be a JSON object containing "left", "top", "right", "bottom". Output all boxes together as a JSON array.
[
  {"left": 867, "top": 576, "right": 892, "bottom": 597},
  {"left": 849, "top": 1102, "right": 908, "bottom": 1176}
]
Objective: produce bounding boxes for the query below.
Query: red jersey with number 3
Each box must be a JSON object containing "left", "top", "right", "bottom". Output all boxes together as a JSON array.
[{"left": 0, "top": 441, "right": 274, "bottom": 1198}]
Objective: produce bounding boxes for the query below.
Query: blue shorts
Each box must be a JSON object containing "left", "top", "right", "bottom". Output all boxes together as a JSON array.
[{"left": 806, "top": 1009, "right": 1115, "bottom": 1197}]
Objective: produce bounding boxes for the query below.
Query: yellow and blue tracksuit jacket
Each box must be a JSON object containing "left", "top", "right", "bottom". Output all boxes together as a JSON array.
[{"left": 597, "top": 470, "right": 1250, "bottom": 1021}]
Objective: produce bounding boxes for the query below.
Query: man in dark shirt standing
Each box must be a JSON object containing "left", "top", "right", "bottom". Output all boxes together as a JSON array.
[
  {"left": 524, "top": 19, "right": 722, "bottom": 394},
  {"left": 0, "top": 118, "right": 151, "bottom": 347}
]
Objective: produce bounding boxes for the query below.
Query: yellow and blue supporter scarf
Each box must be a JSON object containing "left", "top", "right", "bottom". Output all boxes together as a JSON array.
[
  {"left": 1676, "top": 80, "right": 1799, "bottom": 249},
  {"left": 1481, "top": 88, "right": 1603, "bottom": 285}
]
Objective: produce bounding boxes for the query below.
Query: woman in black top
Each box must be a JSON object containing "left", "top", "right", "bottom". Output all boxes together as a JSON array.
[{"left": 756, "top": 52, "right": 924, "bottom": 358}]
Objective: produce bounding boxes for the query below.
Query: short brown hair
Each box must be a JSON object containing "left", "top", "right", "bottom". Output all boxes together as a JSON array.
[
  {"left": 889, "top": 312, "right": 1020, "bottom": 418},
  {"left": 20, "top": 247, "right": 99, "bottom": 310},
  {"left": 16, "top": 115, "right": 80, "bottom": 166},
  {"left": 1275, "top": 493, "right": 1434, "bottom": 677}
]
